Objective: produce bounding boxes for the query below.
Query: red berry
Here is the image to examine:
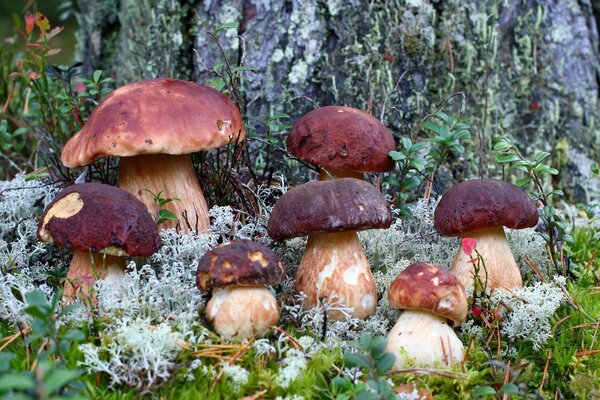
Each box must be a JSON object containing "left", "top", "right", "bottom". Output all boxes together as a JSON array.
[{"left": 472, "top": 304, "right": 482, "bottom": 317}]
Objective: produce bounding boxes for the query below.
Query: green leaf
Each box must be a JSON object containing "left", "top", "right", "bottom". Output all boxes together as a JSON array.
[
  {"left": 515, "top": 177, "right": 531, "bottom": 187},
  {"left": 157, "top": 209, "right": 178, "bottom": 223},
  {"left": 0, "top": 353, "right": 15, "bottom": 373},
  {"left": 343, "top": 352, "right": 371, "bottom": 370},
  {"left": 499, "top": 383, "right": 519, "bottom": 394},
  {"left": 0, "top": 374, "right": 35, "bottom": 391},
  {"left": 409, "top": 142, "right": 428, "bottom": 152},
  {"left": 215, "top": 22, "right": 238, "bottom": 32},
  {"left": 375, "top": 352, "right": 395, "bottom": 374},
  {"left": 368, "top": 336, "right": 387, "bottom": 357},
  {"left": 231, "top": 66, "right": 257, "bottom": 73},
  {"left": 383, "top": 176, "right": 400, "bottom": 186},
  {"left": 388, "top": 151, "right": 406, "bottom": 161},
  {"left": 400, "top": 137, "right": 412, "bottom": 150},
  {"left": 402, "top": 175, "right": 421, "bottom": 190},
  {"left": 472, "top": 386, "right": 496, "bottom": 397},
  {"left": 44, "top": 368, "right": 83, "bottom": 394},
  {"left": 496, "top": 154, "right": 521, "bottom": 163},
  {"left": 25, "top": 290, "right": 49, "bottom": 308},
  {"left": 92, "top": 70, "right": 102, "bottom": 83}
]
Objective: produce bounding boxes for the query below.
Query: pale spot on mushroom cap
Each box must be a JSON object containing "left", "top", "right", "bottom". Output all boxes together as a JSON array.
[
  {"left": 248, "top": 251, "right": 269, "bottom": 267},
  {"left": 358, "top": 204, "right": 364, "bottom": 211},
  {"left": 217, "top": 119, "right": 232, "bottom": 135},
  {"left": 432, "top": 277, "right": 440, "bottom": 286},
  {"left": 417, "top": 272, "right": 424, "bottom": 276},
  {"left": 428, "top": 266, "right": 438, "bottom": 273},
  {"left": 438, "top": 298, "right": 452, "bottom": 311},
  {"left": 39, "top": 192, "right": 84, "bottom": 242},
  {"left": 221, "top": 261, "right": 233, "bottom": 269}
]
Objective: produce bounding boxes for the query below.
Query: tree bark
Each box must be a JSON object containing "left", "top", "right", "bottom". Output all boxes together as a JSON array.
[{"left": 76, "top": 0, "right": 600, "bottom": 202}]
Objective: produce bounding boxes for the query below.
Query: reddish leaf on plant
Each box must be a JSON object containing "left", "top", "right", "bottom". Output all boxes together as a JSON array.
[
  {"left": 34, "top": 12, "right": 50, "bottom": 37},
  {"left": 461, "top": 237, "right": 477, "bottom": 255},
  {"left": 25, "top": 14, "right": 35, "bottom": 35}
]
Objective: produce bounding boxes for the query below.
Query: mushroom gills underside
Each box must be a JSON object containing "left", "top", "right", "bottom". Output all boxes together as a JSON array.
[
  {"left": 385, "top": 310, "right": 464, "bottom": 369},
  {"left": 205, "top": 285, "right": 279, "bottom": 339},
  {"left": 450, "top": 226, "right": 523, "bottom": 292},
  {"left": 295, "top": 231, "right": 377, "bottom": 320}
]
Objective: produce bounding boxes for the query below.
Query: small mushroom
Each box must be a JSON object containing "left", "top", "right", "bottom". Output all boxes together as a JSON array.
[
  {"left": 386, "top": 262, "right": 467, "bottom": 369},
  {"left": 434, "top": 179, "right": 539, "bottom": 291},
  {"left": 61, "top": 78, "right": 245, "bottom": 232},
  {"left": 196, "top": 239, "right": 286, "bottom": 339},
  {"left": 37, "top": 183, "right": 160, "bottom": 300},
  {"left": 267, "top": 178, "right": 392, "bottom": 320},
  {"left": 287, "top": 106, "right": 396, "bottom": 180}
]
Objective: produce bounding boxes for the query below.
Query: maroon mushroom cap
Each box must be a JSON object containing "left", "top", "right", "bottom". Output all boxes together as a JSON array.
[
  {"left": 434, "top": 179, "right": 539, "bottom": 237},
  {"left": 388, "top": 262, "right": 468, "bottom": 325},
  {"left": 196, "top": 239, "right": 286, "bottom": 292},
  {"left": 38, "top": 183, "right": 160, "bottom": 256},
  {"left": 267, "top": 178, "right": 392, "bottom": 241},
  {"left": 287, "top": 106, "right": 396, "bottom": 172}
]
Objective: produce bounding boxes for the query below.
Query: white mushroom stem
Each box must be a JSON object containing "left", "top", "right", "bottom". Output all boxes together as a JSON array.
[
  {"left": 64, "top": 250, "right": 125, "bottom": 301},
  {"left": 205, "top": 285, "right": 280, "bottom": 339},
  {"left": 295, "top": 231, "right": 377, "bottom": 320},
  {"left": 319, "top": 168, "right": 364, "bottom": 181},
  {"left": 450, "top": 226, "right": 523, "bottom": 292},
  {"left": 119, "top": 154, "right": 209, "bottom": 232},
  {"left": 385, "top": 310, "right": 464, "bottom": 369}
]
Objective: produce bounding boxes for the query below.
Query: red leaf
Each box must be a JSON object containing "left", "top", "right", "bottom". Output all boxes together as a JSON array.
[
  {"left": 25, "top": 14, "right": 35, "bottom": 35},
  {"left": 461, "top": 237, "right": 477, "bottom": 255}
]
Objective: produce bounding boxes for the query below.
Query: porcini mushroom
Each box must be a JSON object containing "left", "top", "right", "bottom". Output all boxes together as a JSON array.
[
  {"left": 267, "top": 178, "right": 392, "bottom": 320},
  {"left": 60, "top": 78, "right": 245, "bottom": 232},
  {"left": 434, "top": 179, "right": 539, "bottom": 291},
  {"left": 196, "top": 239, "right": 285, "bottom": 339},
  {"left": 38, "top": 183, "right": 160, "bottom": 300},
  {"left": 287, "top": 106, "right": 396, "bottom": 180},
  {"left": 386, "top": 262, "right": 467, "bottom": 369}
]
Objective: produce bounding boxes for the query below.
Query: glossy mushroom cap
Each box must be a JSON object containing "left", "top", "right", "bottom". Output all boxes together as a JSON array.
[
  {"left": 388, "top": 262, "right": 468, "bottom": 326},
  {"left": 37, "top": 183, "right": 160, "bottom": 256},
  {"left": 267, "top": 178, "right": 392, "bottom": 241},
  {"left": 434, "top": 178, "right": 538, "bottom": 237},
  {"left": 287, "top": 106, "right": 395, "bottom": 173},
  {"left": 196, "top": 239, "right": 286, "bottom": 292},
  {"left": 61, "top": 78, "right": 245, "bottom": 167}
]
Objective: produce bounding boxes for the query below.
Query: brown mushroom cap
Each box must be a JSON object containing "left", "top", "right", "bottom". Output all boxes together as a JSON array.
[
  {"left": 388, "top": 262, "right": 468, "bottom": 325},
  {"left": 37, "top": 183, "right": 160, "bottom": 256},
  {"left": 267, "top": 178, "right": 392, "bottom": 241},
  {"left": 287, "top": 106, "right": 396, "bottom": 172},
  {"left": 61, "top": 78, "right": 245, "bottom": 167},
  {"left": 196, "top": 239, "right": 285, "bottom": 292},
  {"left": 434, "top": 179, "right": 539, "bottom": 237}
]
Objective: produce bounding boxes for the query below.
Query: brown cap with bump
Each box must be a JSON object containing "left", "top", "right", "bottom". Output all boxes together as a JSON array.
[
  {"left": 434, "top": 178, "right": 539, "bottom": 237},
  {"left": 388, "top": 262, "right": 468, "bottom": 325},
  {"left": 287, "top": 106, "right": 395, "bottom": 172},
  {"left": 267, "top": 178, "right": 392, "bottom": 241},
  {"left": 61, "top": 78, "right": 245, "bottom": 167},
  {"left": 37, "top": 183, "right": 160, "bottom": 256},
  {"left": 196, "top": 239, "right": 285, "bottom": 292}
]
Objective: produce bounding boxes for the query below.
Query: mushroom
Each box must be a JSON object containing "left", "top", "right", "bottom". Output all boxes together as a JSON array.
[
  {"left": 287, "top": 106, "right": 396, "bottom": 180},
  {"left": 196, "top": 239, "right": 286, "bottom": 339},
  {"left": 386, "top": 262, "right": 467, "bottom": 369},
  {"left": 60, "top": 78, "right": 245, "bottom": 232},
  {"left": 267, "top": 178, "right": 392, "bottom": 320},
  {"left": 38, "top": 183, "right": 160, "bottom": 300},
  {"left": 434, "top": 179, "right": 539, "bottom": 291}
]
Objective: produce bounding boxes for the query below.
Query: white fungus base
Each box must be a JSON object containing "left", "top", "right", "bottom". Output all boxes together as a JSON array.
[{"left": 385, "top": 310, "right": 464, "bottom": 369}]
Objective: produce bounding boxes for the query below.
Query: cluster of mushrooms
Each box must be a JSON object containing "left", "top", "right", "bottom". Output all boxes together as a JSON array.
[{"left": 36, "top": 77, "right": 539, "bottom": 370}]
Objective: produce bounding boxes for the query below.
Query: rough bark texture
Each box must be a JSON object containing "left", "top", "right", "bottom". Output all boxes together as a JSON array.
[{"left": 76, "top": 0, "right": 600, "bottom": 202}]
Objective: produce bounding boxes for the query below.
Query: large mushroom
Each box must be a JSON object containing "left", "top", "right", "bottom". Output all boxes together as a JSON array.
[
  {"left": 60, "top": 78, "right": 245, "bottom": 232},
  {"left": 38, "top": 183, "right": 160, "bottom": 300},
  {"left": 386, "top": 262, "right": 467, "bottom": 369},
  {"left": 287, "top": 106, "right": 396, "bottom": 180},
  {"left": 434, "top": 179, "right": 539, "bottom": 291},
  {"left": 267, "top": 178, "right": 392, "bottom": 320},
  {"left": 196, "top": 239, "right": 286, "bottom": 339}
]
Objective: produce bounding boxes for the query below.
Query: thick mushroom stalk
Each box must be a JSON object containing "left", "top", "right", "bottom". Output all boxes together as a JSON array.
[
  {"left": 119, "top": 154, "right": 209, "bottom": 231},
  {"left": 205, "top": 286, "right": 279, "bottom": 339},
  {"left": 295, "top": 231, "right": 377, "bottom": 320},
  {"left": 64, "top": 251, "right": 125, "bottom": 300},
  {"left": 386, "top": 310, "right": 464, "bottom": 369},
  {"left": 450, "top": 226, "right": 522, "bottom": 291}
]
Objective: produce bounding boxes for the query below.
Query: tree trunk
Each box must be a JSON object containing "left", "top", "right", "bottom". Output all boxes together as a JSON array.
[{"left": 76, "top": 0, "right": 600, "bottom": 202}]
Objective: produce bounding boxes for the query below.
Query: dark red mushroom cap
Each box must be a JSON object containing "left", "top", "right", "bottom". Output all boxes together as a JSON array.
[
  {"left": 388, "top": 262, "right": 468, "bottom": 325},
  {"left": 267, "top": 178, "right": 392, "bottom": 241},
  {"left": 434, "top": 179, "right": 539, "bottom": 237},
  {"left": 37, "top": 183, "right": 160, "bottom": 256},
  {"left": 196, "top": 239, "right": 286, "bottom": 292},
  {"left": 287, "top": 106, "right": 396, "bottom": 172}
]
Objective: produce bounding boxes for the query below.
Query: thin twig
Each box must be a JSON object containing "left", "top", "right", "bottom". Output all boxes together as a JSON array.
[{"left": 379, "top": 70, "right": 407, "bottom": 122}]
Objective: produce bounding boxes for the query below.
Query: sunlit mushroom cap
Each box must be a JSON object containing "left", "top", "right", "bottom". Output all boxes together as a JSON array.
[
  {"left": 388, "top": 262, "right": 468, "bottom": 325},
  {"left": 434, "top": 178, "right": 539, "bottom": 237},
  {"left": 267, "top": 178, "right": 392, "bottom": 241},
  {"left": 196, "top": 239, "right": 286, "bottom": 292},
  {"left": 61, "top": 78, "right": 245, "bottom": 167},
  {"left": 37, "top": 183, "right": 160, "bottom": 256},
  {"left": 287, "top": 106, "right": 396, "bottom": 172}
]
